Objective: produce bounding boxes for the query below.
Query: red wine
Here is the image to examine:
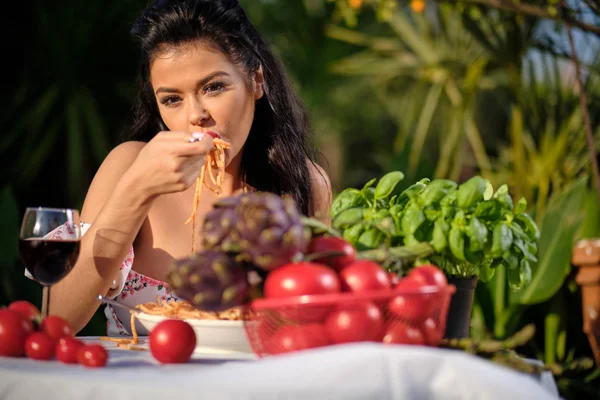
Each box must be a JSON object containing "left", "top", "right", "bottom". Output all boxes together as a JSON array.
[{"left": 19, "top": 239, "right": 80, "bottom": 286}]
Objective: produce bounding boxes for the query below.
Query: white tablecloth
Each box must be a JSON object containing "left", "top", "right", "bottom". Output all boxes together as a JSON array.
[{"left": 0, "top": 337, "right": 560, "bottom": 400}]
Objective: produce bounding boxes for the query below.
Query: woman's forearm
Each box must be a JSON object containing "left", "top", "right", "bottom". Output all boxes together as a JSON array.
[{"left": 49, "top": 172, "right": 153, "bottom": 333}]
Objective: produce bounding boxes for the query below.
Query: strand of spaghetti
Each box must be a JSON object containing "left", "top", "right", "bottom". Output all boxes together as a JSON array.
[{"left": 186, "top": 163, "right": 206, "bottom": 253}]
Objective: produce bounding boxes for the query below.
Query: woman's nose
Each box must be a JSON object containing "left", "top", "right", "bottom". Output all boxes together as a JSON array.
[{"left": 189, "top": 99, "right": 209, "bottom": 126}]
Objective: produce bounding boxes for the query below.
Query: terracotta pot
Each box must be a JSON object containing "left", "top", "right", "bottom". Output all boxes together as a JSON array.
[
  {"left": 444, "top": 276, "right": 478, "bottom": 339},
  {"left": 572, "top": 238, "right": 600, "bottom": 367}
]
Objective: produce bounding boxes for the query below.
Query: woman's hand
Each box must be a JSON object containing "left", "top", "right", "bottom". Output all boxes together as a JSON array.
[{"left": 127, "top": 131, "right": 214, "bottom": 199}]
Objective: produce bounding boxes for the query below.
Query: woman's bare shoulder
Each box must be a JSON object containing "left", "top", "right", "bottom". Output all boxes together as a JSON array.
[
  {"left": 307, "top": 159, "right": 332, "bottom": 221},
  {"left": 80, "top": 141, "right": 147, "bottom": 221}
]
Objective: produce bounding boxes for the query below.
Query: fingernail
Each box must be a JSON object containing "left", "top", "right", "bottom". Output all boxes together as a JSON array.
[{"left": 192, "top": 132, "right": 205, "bottom": 139}]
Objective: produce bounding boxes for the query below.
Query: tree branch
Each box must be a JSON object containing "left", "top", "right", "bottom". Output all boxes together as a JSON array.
[{"left": 436, "top": 0, "right": 600, "bottom": 36}]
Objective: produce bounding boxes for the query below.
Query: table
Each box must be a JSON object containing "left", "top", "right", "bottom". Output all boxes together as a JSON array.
[{"left": 0, "top": 337, "right": 560, "bottom": 400}]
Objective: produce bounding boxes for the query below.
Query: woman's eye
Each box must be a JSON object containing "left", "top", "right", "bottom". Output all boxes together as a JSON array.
[
  {"left": 160, "top": 96, "right": 181, "bottom": 107},
  {"left": 204, "top": 82, "right": 225, "bottom": 95}
]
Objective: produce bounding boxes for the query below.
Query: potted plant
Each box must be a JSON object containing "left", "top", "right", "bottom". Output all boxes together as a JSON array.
[{"left": 329, "top": 171, "right": 540, "bottom": 338}]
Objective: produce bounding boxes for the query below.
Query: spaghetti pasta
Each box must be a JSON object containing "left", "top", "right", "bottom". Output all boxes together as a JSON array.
[
  {"left": 185, "top": 137, "right": 231, "bottom": 252},
  {"left": 99, "top": 298, "right": 244, "bottom": 351}
]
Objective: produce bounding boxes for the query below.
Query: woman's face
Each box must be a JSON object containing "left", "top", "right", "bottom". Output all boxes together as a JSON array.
[{"left": 149, "top": 40, "right": 263, "bottom": 167}]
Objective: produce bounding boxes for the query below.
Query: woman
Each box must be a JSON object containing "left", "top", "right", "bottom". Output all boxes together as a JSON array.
[{"left": 49, "top": 0, "right": 331, "bottom": 335}]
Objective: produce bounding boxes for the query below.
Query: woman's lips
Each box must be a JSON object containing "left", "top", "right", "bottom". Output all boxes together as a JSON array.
[{"left": 206, "top": 131, "right": 220, "bottom": 139}]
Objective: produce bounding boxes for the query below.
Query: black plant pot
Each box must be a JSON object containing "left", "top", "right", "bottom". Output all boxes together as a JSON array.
[{"left": 444, "top": 276, "right": 478, "bottom": 339}]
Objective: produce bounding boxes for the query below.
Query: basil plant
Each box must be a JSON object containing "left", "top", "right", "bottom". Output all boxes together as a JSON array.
[{"left": 330, "top": 171, "right": 539, "bottom": 289}]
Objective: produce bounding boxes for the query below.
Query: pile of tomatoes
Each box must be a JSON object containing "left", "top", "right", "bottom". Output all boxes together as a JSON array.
[
  {"left": 0, "top": 300, "right": 108, "bottom": 367},
  {"left": 253, "top": 236, "right": 452, "bottom": 355}
]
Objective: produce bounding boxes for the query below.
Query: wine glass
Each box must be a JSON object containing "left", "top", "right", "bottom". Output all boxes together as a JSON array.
[{"left": 19, "top": 207, "right": 82, "bottom": 318}]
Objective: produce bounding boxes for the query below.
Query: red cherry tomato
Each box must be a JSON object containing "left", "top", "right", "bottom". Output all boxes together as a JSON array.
[
  {"left": 0, "top": 309, "right": 32, "bottom": 357},
  {"left": 387, "top": 278, "right": 432, "bottom": 323},
  {"left": 264, "top": 262, "right": 341, "bottom": 298},
  {"left": 383, "top": 322, "right": 425, "bottom": 345},
  {"left": 266, "top": 324, "right": 329, "bottom": 354},
  {"left": 76, "top": 344, "right": 108, "bottom": 368},
  {"left": 388, "top": 272, "right": 400, "bottom": 287},
  {"left": 408, "top": 264, "right": 447, "bottom": 287},
  {"left": 307, "top": 237, "right": 356, "bottom": 271},
  {"left": 25, "top": 332, "right": 55, "bottom": 360},
  {"left": 40, "top": 316, "right": 74, "bottom": 341},
  {"left": 149, "top": 320, "right": 196, "bottom": 364},
  {"left": 325, "top": 301, "right": 384, "bottom": 344},
  {"left": 56, "top": 337, "right": 84, "bottom": 364},
  {"left": 339, "top": 261, "right": 391, "bottom": 293},
  {"left": 421, "top": 318, "right": 443, "bottom": 346},
  {"left": 8, "top": 300, "right": 41, "bottom": 323}
]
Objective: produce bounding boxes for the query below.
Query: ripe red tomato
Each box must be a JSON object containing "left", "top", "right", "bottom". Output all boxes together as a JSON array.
[
  {"left": 40, "top": 316, "right": 74, "bottom": 341},
  {"left": 388, "top": 272, "right": 400, "bottom": 287},
  {"left": 56, "top": 337, "right": 84, "bottom": 364},
  {"left": 408, "top": 264, "right": 447, "bottom": 287},
  {"left": 382, "top": 322, "right": 425, "bottom": 345},
  {"left": 76, "top": 344, "right": 108, "bottom": 368},
  {"left": 0, "top": 309, "right": 32, "bottom": 357},
  {"left": 264, "top": 262, "right": 341, "bottom": 298},
  {"left": 387, "top": 278, "right": 431, "bottom": 323},
  {"left": 307, "top": 237, "right": 356, "bottom": 271},
  {"left": 8, "top": 300, "right": 41, "bottom": 323},
  {"left": 325, "top": 301, "right": 384, "bottom": 344},
  {"left": 420, "top": 318, "right": 443, "bottom": 346},
  {"left": 149, "top": 320, "right": 196, "bottom": 364},
  {"left": 24, "top": 332, "right": 55, "bottom": 360},
  {"left": 266, "top": 324, "right": 329, "bottom": 354},
  {"left": 339, "top": 261, "right": 391, "bottom": 293}
]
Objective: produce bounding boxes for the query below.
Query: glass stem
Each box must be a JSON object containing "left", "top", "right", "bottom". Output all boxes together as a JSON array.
[{"left": 41, "top": 286, "right": 50, "bottom": 318}]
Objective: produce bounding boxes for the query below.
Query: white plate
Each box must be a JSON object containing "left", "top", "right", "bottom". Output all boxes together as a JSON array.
[{"left": 135, "top": 312, "right": 255, "bottom": 355}]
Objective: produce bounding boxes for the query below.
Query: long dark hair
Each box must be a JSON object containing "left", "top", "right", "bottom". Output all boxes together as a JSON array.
[{"left": 126, "top": 0, "right": 318, "bottom": 215}]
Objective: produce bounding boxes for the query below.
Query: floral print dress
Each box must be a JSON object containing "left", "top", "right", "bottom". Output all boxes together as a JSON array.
[{"left": 26, "top": 222, "right": 178, "bottom": 336}]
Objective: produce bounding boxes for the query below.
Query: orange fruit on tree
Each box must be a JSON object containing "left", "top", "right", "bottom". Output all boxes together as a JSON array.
[{"left": 411, "top": 0, "right": 426, "bottom": 13}]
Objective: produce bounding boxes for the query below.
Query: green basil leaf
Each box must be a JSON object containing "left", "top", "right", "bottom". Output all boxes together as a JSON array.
[
  {"left": 404, "top": 234, "right": 420, "bottom": 246},
  {"left": 516, "top": 197, "right": 527, "bottom": 214},
  {"left": 503, "top": 252, "right": 519, "bottom": 270},
  {"left": 465, "top": 246, "right": 484, "bottom": 264},
  {"left": 396, "top": 182, "right": 427, "bottom": 206},
  {"left": 431, "top": 219, "right": 450, "bottom": 252},
  {"left": 467, "top": 216, "right": 487, "bottom": 251},
  {"left": 441, "top": 205, "right": 456, "bottom": 219},
  {"left": 343, "top": 223, "right": 365, "bottom": 244},
  {"left": 508, "top": 259, "right": 532, "bottom": 291},
  {"left": 452, "top": 210, "right": 467, "bottom": 226},
  {"left": 519, "top": 259, "right": 532, "bottom": 287},
  {"left": 515, "top": 213, "right": 540, "bottom": 241},
  {"left": 449, "top": 226, "right": 466, "bottom": 261},
  {"left": 490, "top": 222, "right": 513, "bottom": 258},
  {"left": 357, "top": 228, "right": 382, "bottom": 250},
  {"left": 456, "top": 176, "right": 486, "bottom": 209},
  {"left": 483, "top": 180, "right": 494, "bottom": 200},
  {"left": 374, "top": 216, "right": 397, "bottom": 237},
  {"left": 330, "top": 188, "right": 361, "bottom": 218},
  {"left": 332, "top": 207, "right": 365, "bottom": 229},
  {"left": 362, "top": 178, "right": 377, "bottom": 191},
  {"left": 475, "top": 199, "right": 502, "bottom": 221},
  {"left": 440, "top": 190, "right": 457, "bottom": 206},
  {"left": 374, "top": 171, "right": 404, "bottom": 200},
  {"left": 479, "top": 260, "right": 496, "bottom": 282},
  {"left": 424, "top": 208, "right": 441, "bottom": 221},
  {"left": 508, "top": 266, "right": 522, "bottom": 291},
  {"left": 493, "top": 184, "right": 514, "bottom": 210},
  {"left": 420, "top": 179, "right": 457, "bottom": 206},
  {"left": 512, "top": 237, "right": 537, "bottom": 262},
  {"left": 401, "top": 209, "right": 426, "bottom": 235}
]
